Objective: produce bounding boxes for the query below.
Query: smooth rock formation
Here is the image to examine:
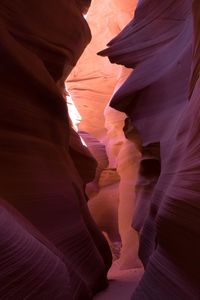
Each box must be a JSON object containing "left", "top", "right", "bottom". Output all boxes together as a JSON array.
[
  {"left": 102, "top": 1, "right": 141, "bottom": 269},
  {"left": 2, "top": 1, "right": 200, "bottom": 299},
  {"left": 67, "top": 0, "right": 120, "bottom": 139},
  {"left": 104, "top": 104, "right": 141, "bottom": 269},
  {"left": 69, "top": 128, "right": 98, "bottom": 188},
  {"left": 133, "top": 1, "right": 200, "bottom": 298},
  {"left": 68, "top": 0, "right": 140, "bottom": 270},
  {"left": 100, "top": 0, "right": 200, "bottom": 298},
  {"left": 88, "top": 169, "right": 121, "bottom": 244},
  {"left": 79, "top": 131, "right": 109, "bottom": 197},
  {"left": 67, "top": 0, "right": 137, "bottom": 139},
  {"left": 0, "top": 1, "right": 112, "bottom": 298},
  {"left": 100, "top": 0, "right": 193, "bottom": 248},
  {"left": 0, "top": 200, "right": 73, "bottom": 300}
]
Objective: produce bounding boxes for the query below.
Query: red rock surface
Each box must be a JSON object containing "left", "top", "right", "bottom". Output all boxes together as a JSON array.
[
  {"left": 0, "top": 1, "right": 112, "bottom": 298},
  {"left": 1, "top": 1, "right": 200, "bottom": 299}
]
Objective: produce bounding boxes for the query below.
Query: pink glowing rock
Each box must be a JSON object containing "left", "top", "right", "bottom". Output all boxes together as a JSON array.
[
  {"left": 67, "top": 0, "right": 137, "bottom": 139},
  {"left": 68, "top": 0, "right": 140, "bottom": 270},
  {"left": 88, "top": 169, "right": 121, "bottom": 243},
  {"left": 104, "top": 104, "right": 142, "bottom": 269}
]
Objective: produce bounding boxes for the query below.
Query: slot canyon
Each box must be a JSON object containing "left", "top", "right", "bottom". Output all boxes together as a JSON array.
[{"left": 0, "top": 0, "right": 199, "bottom": 299}]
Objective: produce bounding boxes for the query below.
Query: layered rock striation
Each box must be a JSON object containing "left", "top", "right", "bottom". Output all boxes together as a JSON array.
[
  {"left": 0, "top": 1, "right": 112, "bottom": 299},
  {"left": 100, "top": 0, "right": 200, "bottom": 298}
]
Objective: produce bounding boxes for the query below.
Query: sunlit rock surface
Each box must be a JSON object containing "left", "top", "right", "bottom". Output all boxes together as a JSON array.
[
  {"left": 67, "top": 0, "right": 120, "bottom": 139},
  {"left": 67, "top": 0, "right": 137, "bottom": 139},
  {"left": 68, "top": 0, "right": 140, "bottom": 271},
  {"left": 104, "top": 104, "right": 141, "bottom": 269}
]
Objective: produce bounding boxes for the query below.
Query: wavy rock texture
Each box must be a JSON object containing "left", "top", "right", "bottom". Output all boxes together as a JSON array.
[
  {"left": 67, "top": 0, "right": 120, "bottom": 139},
  {"left": 0, "top": 1, "right": 112, "bottom": 299},
  {"left": 133, "top": 2, "right": 200, "bottom": 298},
  {"left": 0, "top": 200, "right": 73, "bottom": 300},
  {"left": 104, "top": 103, "right": 141, "bottom": 269},
  {"left": 79, "top": 130, "right": 109, "bottom": 197},
  {"left": 69, "top": 128, "right": 98, "bottom": 187},
  {"left": 88, "top": 169, "right": 121, "bottom": 245},
  {"left": 100, "top": 0, "right": 192, "bottom": 146},
  {"left": 100, "top": 2, "right": 140, "bottom": 268},
  {"left": 67, "top": 0, "right": 137, "bottom": 139},
  {"left": 99, "top": 0, "right": 200, "bottom": 298},
  {"left": 68, "top": 0, "right": 140, "bottom": 270},
  {"left": 100, "top": 0, "right": 193, "bottom": 248}
]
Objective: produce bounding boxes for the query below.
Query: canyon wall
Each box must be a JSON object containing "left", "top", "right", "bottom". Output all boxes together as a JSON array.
[
  {"left": 1, "top": 1, "right": 200, "bottom": 299},
  {"left": 0, "top": 1, "right": 112, "bottom": 299},
  {"left": 100, "top": 0, "right": 200, "bottom": 298}
]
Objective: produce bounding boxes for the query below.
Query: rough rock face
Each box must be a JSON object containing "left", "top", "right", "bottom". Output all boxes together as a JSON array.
[{"left": 0, "top": 1, "right": 112, "bottom": 299}]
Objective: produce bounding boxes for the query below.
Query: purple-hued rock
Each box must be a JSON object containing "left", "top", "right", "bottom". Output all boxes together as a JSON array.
[
  {"left": 69, "top": 128, "right": 98, "bottom": 186},
  {"left": 99, "top": 0, "right": 193, "bottom": 236},
  {"left": 0, "top": 1, "right": 112, "bottom": 298},
  {"left": 100, "top": 0, "right": 200, "bottom": 298},
  {"left": 0, "top": 200, "right": 73, "bottom": 300},
  {"left": 133, "top": 2, "right": 200, "bottom": 297},
  {"left": 99, "top": 0, "right": 192, "bottom": 147}
]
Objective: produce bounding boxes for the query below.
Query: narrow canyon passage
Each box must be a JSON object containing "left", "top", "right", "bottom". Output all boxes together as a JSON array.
[
  {"left": 67, "top": 0, "right": 200, "bottom": 299},
  {"left": 0, "top": 1, "right": 200, "bottom": 299},
  {"left": 66, "top": 1, "right": 144, "bottom": 297}
]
